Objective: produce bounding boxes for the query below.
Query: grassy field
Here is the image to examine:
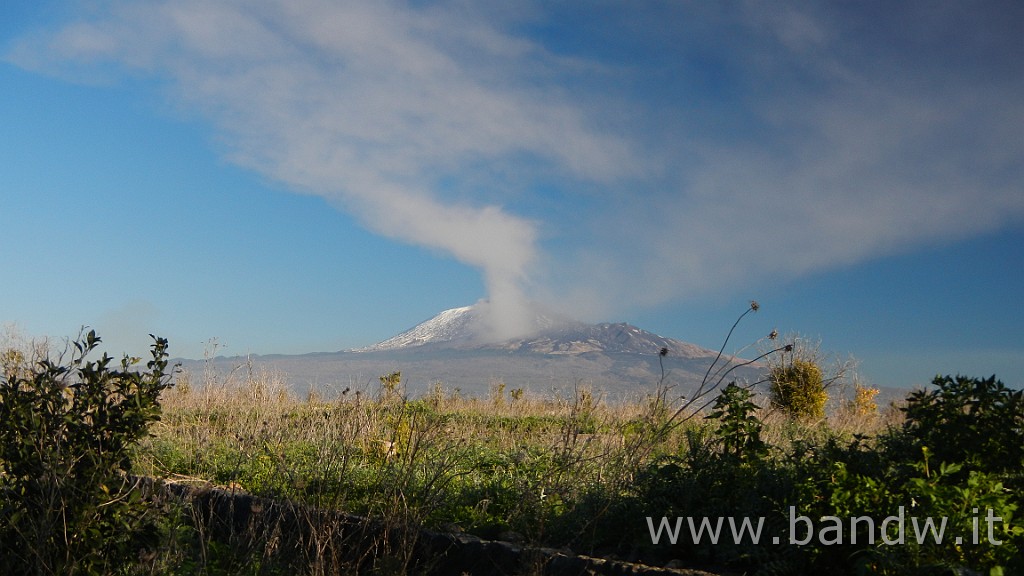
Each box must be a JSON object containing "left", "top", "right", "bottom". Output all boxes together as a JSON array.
[
  {"left": 3, "top": 326, "right": 1021, "bottom": 575},
  {"left": 121, "top": 358, "right": 907, "bottom": 574}
]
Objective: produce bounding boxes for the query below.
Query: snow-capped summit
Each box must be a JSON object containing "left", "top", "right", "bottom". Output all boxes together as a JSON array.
[
  {"left": 351, "top": 305, "right": 478, "bottom": 352},
  {"left": 194, "top": 303, "right": 762, "bottom": 397},
  {"left": 352, "top": 302, "right": 710, "bottom": 359},
  {"left": 352, "top": 301, "right": 568, "bottom": 352}
]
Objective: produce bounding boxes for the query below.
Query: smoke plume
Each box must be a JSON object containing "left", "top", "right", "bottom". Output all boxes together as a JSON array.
[{"left": 9, "top": 0, "right": 1024, "bottom": 337}]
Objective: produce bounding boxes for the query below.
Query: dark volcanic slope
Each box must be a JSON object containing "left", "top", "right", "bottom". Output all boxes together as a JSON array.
[{"left": 498, "top": 322, "right": 711, "bottom": 357}]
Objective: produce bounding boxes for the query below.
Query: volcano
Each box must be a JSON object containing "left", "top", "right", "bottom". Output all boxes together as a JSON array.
[
  {"left": 352, "top": 302, "right": 712, "bottom": 358},
  {"left": 182, "top": 303, "right": 763, "bottom": 398}
]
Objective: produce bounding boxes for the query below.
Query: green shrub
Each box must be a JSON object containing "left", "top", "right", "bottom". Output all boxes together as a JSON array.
[
  {"left": 901, "top": 374, "right": 1024, "bottom": 480},
  {"left": 788, "top": 375, "right": 1024, "bottom": 575},
  {"left": 707, "top": 382, "right": 768, "bottom": 466},
  {"left": 625, "top": 371, "right": 1023, "bottom": 575},
  {"left": 0, "top": 330, "right": 174, "bottom": 575},
  {"left": 770, "top": 358, "right": 827, "bottom": 421}
]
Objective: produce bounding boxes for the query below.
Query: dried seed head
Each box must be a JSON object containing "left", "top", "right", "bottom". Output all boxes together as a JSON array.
[
  {"left": 750, "top": 300, "right": 760, "bottom": 312},
  {"left": 769, "top": 329, "right": 778, "bottom": 340},
  {"left": 659, "top": 347, "right": 669, "bottom": 357},
  {"left": 784, "top": 344, "right": 794, "bottom": 352}
]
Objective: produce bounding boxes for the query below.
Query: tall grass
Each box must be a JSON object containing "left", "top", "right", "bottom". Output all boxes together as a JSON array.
[
  {"left": 12, "top": 318, "right": 961, "bottom": 575},
  {"left": 123, "top": 345, "right": 894, "bottom": 575}
]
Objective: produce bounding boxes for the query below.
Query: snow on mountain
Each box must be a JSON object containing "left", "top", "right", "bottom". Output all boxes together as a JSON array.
[
  {"left": 352, "top": 303, "right": 713, "bottom": 359},
  {"left": 188, "top": 303, "right": 761, "bottom": 398},
  {"left": 352, "top": 302, "right": 566, "bottom": 352},
  {"left": 351, "top": 305, "right": 478, "bottom": 351}
]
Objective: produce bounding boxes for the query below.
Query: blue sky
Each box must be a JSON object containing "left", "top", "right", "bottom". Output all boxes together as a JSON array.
[{"left": 1, "top": 1, "right": 1022, "bottom": 389}]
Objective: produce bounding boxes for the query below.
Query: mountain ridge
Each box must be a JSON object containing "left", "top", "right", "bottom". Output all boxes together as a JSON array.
[
  {"left": 179, "top": 303, "right": 762, "bottom": 397},
  {"left": 350, "top": 303, "right": 712, "bottom": 358}
]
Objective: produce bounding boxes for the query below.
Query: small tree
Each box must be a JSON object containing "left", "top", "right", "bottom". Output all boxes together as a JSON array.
[
  {"left": 708, "top": 382, "right": 768, "bottom": 465},
  {"left": 0, "top": 330, "right": 175, "bottom": 575},
  {"left": 764, "top": 335, "right": 852, "bottom": 421},
  {"left": 850, "top": 382, "right": 880, "bottom": 417},
  {"left": 769, "top": 357, "right": 827, "bottom": 420},
  {"left": 1, "top": 324, "right": 49, "bottom": 380}
]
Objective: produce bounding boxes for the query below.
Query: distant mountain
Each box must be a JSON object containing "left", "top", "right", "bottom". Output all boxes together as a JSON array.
[
  {"left": 352, "top": 302, "right": 565, "bottom": 352},
  {"left": 352, "top": 303, "right": 709, "bottom": 358},
  {"left": 352, "top": 305, "right": 479, "bottom": 351},
  {"left": 181, "top": 303, "right": 763, "bottom": 398}
]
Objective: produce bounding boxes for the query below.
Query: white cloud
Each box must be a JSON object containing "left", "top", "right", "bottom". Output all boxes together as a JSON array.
[
  {"left": 8, "top": 0, "right": 641, "bottom": 339},
  {"left": 8, "top": 1, "right": 1024, "bottom": 328},
  {"left": 537, "top": 3, "right": 1024, "bottom": 318}
]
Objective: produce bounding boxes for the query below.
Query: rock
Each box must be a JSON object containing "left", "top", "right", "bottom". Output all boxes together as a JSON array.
[{"left": 498, "top": 530, "right": 526, "bottom": 544}]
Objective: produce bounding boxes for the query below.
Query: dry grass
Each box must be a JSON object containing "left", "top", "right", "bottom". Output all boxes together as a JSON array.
[
  {"left": 141, "top": 357, "right": 897, "bottom": 506},
  {"left": 3, "top": 325, "right": 922, "bottom": 575},
  {"left": 127, "top": 361, "right": 698, "bottom": 573}
]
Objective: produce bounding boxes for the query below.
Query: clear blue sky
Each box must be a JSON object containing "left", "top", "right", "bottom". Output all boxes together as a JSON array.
[{"left": 2, "top": 1, "right": 1022, "bottom": 389}]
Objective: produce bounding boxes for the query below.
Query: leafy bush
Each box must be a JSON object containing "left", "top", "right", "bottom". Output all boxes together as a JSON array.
[
  {"left": 850, "top": 383, "right": 880, "bottom": 417},
  {"left": 901, "top": 374, "right": 1024, "bottom": 480},
  {"left": 622, "top": 371, "right": 1024, "bottom": 576},
  {"left": 707, "top": 382, "right": 768, "bottom": 466},
  {"left": 0, "top": 330, "right": 174, "bottom": 575},
  {"left": 769, "top": 358, "right": 827, "bottom": 421},
  {"left": 780, "top": 374, "right": 1024, "bottom": 575}
]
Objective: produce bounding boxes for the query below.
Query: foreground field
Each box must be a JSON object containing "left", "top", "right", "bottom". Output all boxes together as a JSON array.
[
  {"left": 127, "top": 359, "right": 1022, "bottom": 575},
  {"left": 2, "top": 329, "right": 1021, "bottom": 575},
  {"left": 137, "top": 367, "right": 726, "bottom": 567}
]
